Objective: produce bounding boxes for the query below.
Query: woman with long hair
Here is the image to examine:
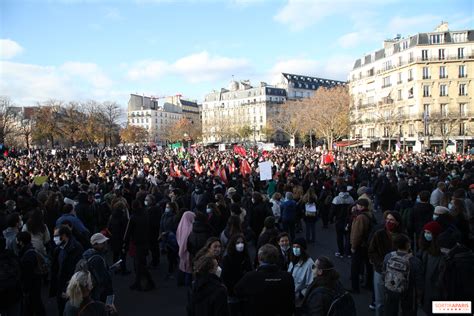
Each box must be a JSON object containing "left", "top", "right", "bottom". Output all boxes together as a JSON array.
[
  {"left": 300, "top": 188, "right": 318, "bottom": 243},
  {"left": 22, "top": 208, "right": 50, "bottom": 257},
  {"left": 220, "top": 234, "right": 252, "bottom": 316},
  {"left": 194, "top": 237, "right": 222, "bottom": 264},
  {"left": 177, "top": 211, "right": 196, "bottom": 286},
  {"left": 63, "top": 270, "right": 117, "bottom": 316},
  {"left": 288, "top": 237, "right": 314, "bottom": 306},
  {"left": 220, "top": 215, "right": 243, "bottom": 248},
  {"left": 300, "top": 256, "right": 348, "bottom": 316}
]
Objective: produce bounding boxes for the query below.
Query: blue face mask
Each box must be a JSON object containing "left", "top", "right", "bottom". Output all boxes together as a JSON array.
[
  {"left": 424, "top": 232, "right": 433, "bottom": 242},
  {"left": 293, "top": 247, "right": 301, "bottom": 257},
  {"left": 206, "top": 208, "right": 212, "bottom": 214},
  {"left": 433, "top": 214, "right": 439, "bottom": 221}
]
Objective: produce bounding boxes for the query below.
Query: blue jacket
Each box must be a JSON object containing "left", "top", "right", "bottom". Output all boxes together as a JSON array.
[{"left": 281, "top": 199, "right": 297, "bottom": 222}]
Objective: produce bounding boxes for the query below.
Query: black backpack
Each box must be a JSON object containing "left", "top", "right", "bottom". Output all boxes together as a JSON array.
[
  {"left": 318, "top": 287, "right": 357, "bottom": 316},
  {"left": 439, "top": 245, "right": 474, "bottom": 301}
]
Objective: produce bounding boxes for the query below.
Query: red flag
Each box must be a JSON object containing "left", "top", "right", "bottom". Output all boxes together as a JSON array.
[
  {"left": 194, "top": 160, "right": 203, "bottom": 174},
  {"left": 240, "top": 159, "right": 252, "bottom": 176},
  {"left": 218, "top": 167, "right": 228, "bottom": 184},
  {"left": 234, "top": 145, "right": 247, "bottom": 157},
  {"left": 324, "top": 153, "right": 335, "bottom": 164},
  {"left": 210, "top": 161, "right": 216, "bottom": 171},
  {"left": 181, "top": 166, "right": 191, "bottom": 179},
  {"left": 229, "top": 161, "right": 235, "bottom": 174}
]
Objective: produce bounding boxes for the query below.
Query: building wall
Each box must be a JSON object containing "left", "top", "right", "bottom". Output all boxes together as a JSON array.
[{"left": 349, "top": 25, "right": 474, "bottom": 149}]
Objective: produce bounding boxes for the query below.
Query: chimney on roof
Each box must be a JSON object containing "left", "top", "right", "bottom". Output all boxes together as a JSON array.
[{"left": 435, "top": 21, "right": 449, "bottom": 32}]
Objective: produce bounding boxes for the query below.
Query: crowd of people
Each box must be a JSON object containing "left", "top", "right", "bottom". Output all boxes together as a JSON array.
[{"left": 0, "top": 145, "right": 473, "bottom": 316}]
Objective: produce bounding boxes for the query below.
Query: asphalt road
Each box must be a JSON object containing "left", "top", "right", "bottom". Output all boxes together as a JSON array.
[{"left": 44, "top": 219, "right": 377, "bottom": 316}]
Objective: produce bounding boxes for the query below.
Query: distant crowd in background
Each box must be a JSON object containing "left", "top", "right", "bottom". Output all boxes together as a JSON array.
[{"left": 1, "top": 145, "right": 473, "bottom": 316}]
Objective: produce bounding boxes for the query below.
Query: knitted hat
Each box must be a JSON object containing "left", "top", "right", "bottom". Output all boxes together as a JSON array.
[
  {"left": 423, "top": 221, "right": 442, "bottom": 236},
  {"left": 357, "top": 186, "right": 368, "bottom": 196},
  {"left": 293, "top": 237, "right": 307, "bottom": 250},
  {"left": 434, "top": 206, "right": 449, "bottom": 215},
  {"left": 469, "top": 183, "right": 474, "bottom": 189}
]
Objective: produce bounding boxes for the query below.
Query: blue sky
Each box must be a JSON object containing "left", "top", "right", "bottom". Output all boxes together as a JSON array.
[{"left": 1, "top": 0, "right": 472, "bottom": 107}]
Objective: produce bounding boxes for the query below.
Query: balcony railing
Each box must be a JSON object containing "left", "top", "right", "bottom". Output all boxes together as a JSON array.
[
  {"left": 422, "top": 75, "right": 431, "bottom": 79},
  {"left": 381, "top": 84, "right": 392, "bottom": 88}
]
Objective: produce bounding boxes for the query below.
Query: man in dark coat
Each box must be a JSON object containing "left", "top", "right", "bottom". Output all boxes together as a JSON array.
[
  {"left": 187, "top": 212, "right": 213, "bottom": 258},
  {"left": 17, "top": 231, "right": 46, "bottom": 316},
  {"left": 145, "top": 194, "right": 162, "bottom": 268},
  {"left": 50, "top": 225, "right": 84, "bottom": 316},
  {"left": 411, "top": 190, "right": 434, "bottom": 238},
  {"left": 234, "top": 244, "right": 295, "bottom": 316}
]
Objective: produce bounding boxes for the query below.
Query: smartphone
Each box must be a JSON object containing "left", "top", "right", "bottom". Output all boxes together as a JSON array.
[{"left": 106, "top": 295, "right": 115, "bottom": 306}]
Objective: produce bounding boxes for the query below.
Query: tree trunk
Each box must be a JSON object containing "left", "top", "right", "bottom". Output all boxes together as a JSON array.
[
  {"left": 388, "top": 137, "right": 392, "bottom": 152},
  {"left": 443, "top": 139, "right": 447, "bottom": 153},
  {"left": 309, "top": 130, "right": 313, "bottom": 149}
]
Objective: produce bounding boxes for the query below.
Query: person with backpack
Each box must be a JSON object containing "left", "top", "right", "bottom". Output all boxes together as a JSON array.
[
  {"left": 281, "top": 192, "right": 298, "bottom": 240},
  {"left": 383, "top": 234, "right": 423, "bottom": 316},
  {"left": 16, "top": 231, "right": 46, "bottom": 316},
  {"left": 80, "top": 233, "right": 113, "bottom": 303},
  {"left": 350, "top": 199, "right": 375, "bottom": 293},
  {"left": 368, "top": 211, "right": 403, "bottom": 316},
  {"left": 300, "top": 256, "right": 356, "bottom": 316},
  {"left": 330, "top": 185, "right": 354, "bottom": 258}
]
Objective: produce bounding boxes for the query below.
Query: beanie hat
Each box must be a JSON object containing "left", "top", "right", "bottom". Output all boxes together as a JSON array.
[
  {"left": 434, "top": 206, "right": 449, "bottom": 215},
  {"left": 293, "top": 237, "right": 307, "bottom": 250},
  {"left": 357, "top": 186, "right": 368, "bottom": 196},
  {"left": 423, "top": 221, "right": 442, "bottom": 236},
  {"left": 355, "top": 199, "right": 369, "bottom": 208}
]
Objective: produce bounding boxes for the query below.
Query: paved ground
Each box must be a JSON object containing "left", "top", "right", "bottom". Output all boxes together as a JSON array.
[{"left": 43, "top": 217, "right": 380, "bottom": 316}]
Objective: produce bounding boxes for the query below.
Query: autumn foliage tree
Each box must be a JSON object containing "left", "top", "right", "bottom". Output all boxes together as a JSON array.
[
  {"left": 164, "top": 118, "right": 202, "bottom": 143},
  {"left": 268, "top": 101, "right": 304, "bottom": 147},
  {"left": 120, "top": 125, "right": 148, "bottom": 144}
]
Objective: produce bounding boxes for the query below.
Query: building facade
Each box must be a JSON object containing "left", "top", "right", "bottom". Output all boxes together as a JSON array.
[
  {"left": 349, "top": 22, "right": 474, "bottom": 151},
  {"left": 276, "top": 73, "right": 346, "bottom": 99},
  {"left": 127, "top": 94, "right": 183, "bottom": 144},
  {"left": 202, "top": 80, "right": 287, "bottom": 144}
]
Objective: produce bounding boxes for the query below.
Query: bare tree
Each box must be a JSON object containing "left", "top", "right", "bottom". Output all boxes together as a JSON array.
[
  {"left": 100, "top": 101, "right": 123, "bottom": 146},
  {"left": 430, "top": 113, "right": 463, "bottom": 153},
  {"left": 268, "top": 101, "right": 303, "bottom": 147},
  {"left": 0, "top": 96, "right": 17, "bottom": 144},
  {"left": 374, "top": 107, "right": 403, "bottom": 151},
  {"left": 303, "top": 86, "right": 350, "bottom": 150}
]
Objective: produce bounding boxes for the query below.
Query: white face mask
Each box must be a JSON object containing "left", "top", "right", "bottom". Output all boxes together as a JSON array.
[
  {"left": 165, "top": 207, "right": 171, "bottom": 213},
  {"left": 54, "top": 236, "right": 61, "bottom": 246},
  {"left": 235, "top": 243, "right": 245, "bottom": 252},
  {"left": 215, "top": 266, "right": 222, "bottom": 278},
  {"left": 144, "top": 201, "right": 149, "bottom": 206},
  {"left": 206, "top": 208, "right": 212, "bottom": 214}
]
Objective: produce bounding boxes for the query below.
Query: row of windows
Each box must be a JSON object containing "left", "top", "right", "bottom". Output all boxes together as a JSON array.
[
  {"left": 381, "top": 65, "right": 467, "bottom": 88},
  {"left": 421, "top": 83, "right": 468, "bottom": 97},
  {"left": 130, "top": 118, "right": 179, "bottom": 124},
  {"left": 132, "top": 111, "right": 180, "bottom": 119},
  {"left": 423, "top": 103, "right": 468, "bottom": 117}
]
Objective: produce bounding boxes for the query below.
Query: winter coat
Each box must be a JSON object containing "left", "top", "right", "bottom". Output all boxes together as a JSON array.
[
  {"left": 187, "top": 221, "right": 213, "bottom": 257},
  {"left": 3, "top": 227, "right": 19, "bottom": 255},
  {"left": 288, "top": 257, "right": 314, "bottom": 298},
  {"left": 107, "top": 211, "right": 128, "bottom": 253},
  {"left": 19, "top": 244, "right": 41, "bottom": 294},
  {"left": 75, "top": 198, "right": 97, "bottom": 233},
  {"left": 187, "top": 273, "right": 229, "bottom": 316},
  {"left": 235, "top": 263, "right": 295, "bottom": 316},
  {"left": 350, "top": 210, "right": 374, "bottom": 249},
  {"left": 249, "top": 201, "right": 272, "bottom": 237},
  {"left": 63, "top": 297, "right": 109, "bottom": 316},
  {"left": 330, "top": 192, "right": 354, "bottom": 222},
  {"left": 82, "top": 248, "right": 113, "bottom": 301},
  {"left": 419, "top": 251, "right": 444, "bottom": 315},
  {"left": 368, "top": 229, "right": 397, "bottom": 273},
  {"left": 281, "top": 199, "right": 297, "bottom": 223},
  {"left": 430, "top": 188, "right": 444, "bottom": 207},
  {"left": 50, "top": 237, "right": 84, "bottom": 297},
  {"left": 147, "top": 205, "right": 162, "bottom": 239},
  {"left": 160, "top": 211, "right": 177, "bottom": 234},
  {"left": 56, "top": 213, "right": 90, "bottom": 237},
  {"left": 221, "top": 251, "right": 252, "bottom": 297},
  {"left": 300, "top": 280, "right": 345, "bottom": 316},
  {"left": 125, "top": 209, "right": 150, "bottom": 248},
  {"left": 411, "top": 202, "right": 434, "bottom": 236}
]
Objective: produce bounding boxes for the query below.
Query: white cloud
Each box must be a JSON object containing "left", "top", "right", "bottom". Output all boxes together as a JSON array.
[
  {"left": 0, "top": 39, "right": 24, "bottom": 59},
  {"left": 0, "top": 61, "right": 117, "bottom": 105},
  {"left": 387, "top": 14, "right": 441, "bottom": 35},
  {"left": 127, "top": 51, "right": 251, "bottom": 83},
  {"left": 337, "top": 32, "right": 361, "bottom": 49}
]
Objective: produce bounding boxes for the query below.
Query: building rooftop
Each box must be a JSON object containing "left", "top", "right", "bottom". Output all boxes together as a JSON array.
[{"left": 281, "top": 72, "right": 346, "bottom": 89}]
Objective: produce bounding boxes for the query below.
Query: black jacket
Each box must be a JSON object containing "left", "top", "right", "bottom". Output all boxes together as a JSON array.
[
  {"left": 249, "top": 202, "right": 272, "bottom": 237},
  {"left": 187, "top": 273, "right": 229, "bottom": 316},
  {"left": 221, "top": 251, "right": 252, "bottom": 297},
  {"left": 160, "top": 211, "right": 177, "bottom": 234},
  {"left": 107, "top": 210, "right": 128, "bottom": 252},
  {"left": 234, "top": 264, "right": 295, "bottom": 316},
  {"left": 300, "top": 280, "right": 345, "bottom": 316},
  {"left": 125, "top": 209, "right": 150, "bottom": 248},
  {"left": 411, "top": 202, "right": 434, "bottom": 235},
  {"left": 19, "top": 244, "right": 41, "bottom": 293},
  {"left": 50, "top": 237, "right": 84, "bottom": 297},
  {"left": 148, "top": 205, "right": 162, "bottom": 239},
  {"left": 187, "top": 221, "right": 213, "bottom": 257}
]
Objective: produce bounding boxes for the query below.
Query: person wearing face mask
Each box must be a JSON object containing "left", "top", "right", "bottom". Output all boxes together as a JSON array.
[
  {"left": 368, "top": 212, "right": 403, "bottom": 316},
  {"left": 187, "top": 255, "right": 229, "bottom": 316},
  {"left": 50, "top": 225, "right": 84, "bottom": 316},
  {"left": 417, "top": 221, "right": 443, "bottom": 316},
  {"left": 288, "top": 238, "right": 314, "bottom": 306},
  {"left": 277, "top": 232, "right": 291, "bottom": 271},
  {"left": 80, "top": 233, "right": 113, "bottom": 303},
  {"left": 3, "top": 212, "right": 22, "bottom": 255},
  {"left": 411, "top": 190, "right": 434, "bottom": 242},
  {"left": 159, "top": 202, "right": 179, "bottom": 279},
  {"left": 220, "top": 234, "right": 252, "bottom": 316},
  {"left": 16, "top": 231, "right": 46, "bottom": 316},
  {"left": 300, "top": 256, "right": 352, "bottom": 316}
]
